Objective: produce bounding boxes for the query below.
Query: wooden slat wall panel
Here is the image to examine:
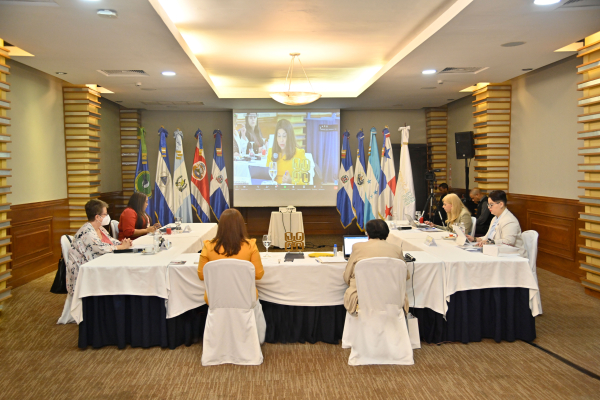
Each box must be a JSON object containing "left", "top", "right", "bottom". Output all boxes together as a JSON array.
[
  {"left": 425, "top": 106, "right": 447, "bottom": 186},
  {"left": 0, "top": 38, "right": 11, "bottom": 308},
  {"left": 577, "top": 30, "right": 600, "bottom": 298},
  {"left": 472, "top": 84, "right": 511, "bottom": 194},
  {"left": 63, "top": 85, "right": 101, "bottom": 232}
]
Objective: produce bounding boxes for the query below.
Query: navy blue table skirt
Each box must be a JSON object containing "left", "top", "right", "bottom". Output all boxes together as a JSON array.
[
  {"left": 410, "top": 287, "right": 536, "bottom": 344},
  {"left": 78, "top": 296, "right": 345, "bottom": 349}
]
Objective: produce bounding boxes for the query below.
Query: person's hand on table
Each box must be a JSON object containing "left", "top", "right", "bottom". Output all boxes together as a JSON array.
[
  {"left": 424, "top": 221, "right": 435, "bottom": 227},
  {"left": 466, "top": 234, "right": 475, "bottom": 242},
  {"left": 282, "top": 171, "right": 292, "bottom": 184},
  {"left": 153, "top": 222, "right": 161, "bottom": 229},
  {"left": 147, "top": 226, "right": 157, "bottom": 234},
  {"left": 117, "top": 238, "right": 132, "bottom": 250}
]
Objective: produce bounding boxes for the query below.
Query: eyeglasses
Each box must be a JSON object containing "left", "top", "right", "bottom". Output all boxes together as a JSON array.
[
  {"left": 487, "top": 201, "right": 501, "bottom": 208},
  {"left": 98, "top": 213, "right": 108, "bottom": 217}
]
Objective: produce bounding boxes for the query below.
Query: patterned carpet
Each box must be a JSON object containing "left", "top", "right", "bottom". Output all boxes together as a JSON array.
[{"left": 1, "top": 236, "right": 600, "bottom": 399}]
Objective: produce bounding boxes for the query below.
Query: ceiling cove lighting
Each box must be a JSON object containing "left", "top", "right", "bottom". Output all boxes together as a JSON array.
[
  {"left": 270, "top": 53, "right": 321, "bottom": 106},
  {"left": 534, "top": 0, "right": 560, "bottom": 5},
  {"left": 422, "top": 69, "right": 437, "bottom": 75},
  {"left": 162, "top": 71, "right": 176, "bottom": 76}
]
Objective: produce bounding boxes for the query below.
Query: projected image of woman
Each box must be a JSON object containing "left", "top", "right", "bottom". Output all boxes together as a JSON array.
[
  {"left": 266, "top": 119, "right": 308, "bottom": 184},
  {"left": 245, "top": 112, "right": 264, "bottom": 154}
]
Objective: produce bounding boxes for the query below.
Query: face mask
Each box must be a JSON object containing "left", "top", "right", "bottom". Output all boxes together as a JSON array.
[{"left": 101, "top": 214, "right": 110, "bottom": 226}]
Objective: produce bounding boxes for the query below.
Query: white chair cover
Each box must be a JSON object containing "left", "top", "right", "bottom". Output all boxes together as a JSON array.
[
  {"left": 201, "top": 259, "right": 265, "bottom": 366},
  {"left": 342, "top": 257, "right": 414, "bottom": 366},
  {"left": 471, "top": 216, "right": 477, "bottom": 237},
  {"left": 522, "top": 230, "right": 542, "bottom": 314},
  {"left": 57, "top": 235, "right": 75, "bottom": 324},
  {"left": 110, "top": 220, "right": 119, "bottom": 240}
]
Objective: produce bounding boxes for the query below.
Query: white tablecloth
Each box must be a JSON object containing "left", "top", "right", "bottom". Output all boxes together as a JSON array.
[
  {"left": 165, "top": 253, "right": 206, "bottom": 318},
  {"left": 268, "top": 211, "right": 305, "bottom": 248},
  {"left": 388, "top": 229, "right": 541, "bottom": 316},
  {"left": 71, "top": 223, "right": 218, "bottom": 323},
  {"left": 404, "top": 251, "right": 446, "bottom": 315},
  {"left": 257, "top": 252, "right": 347, "bottom": 306}
]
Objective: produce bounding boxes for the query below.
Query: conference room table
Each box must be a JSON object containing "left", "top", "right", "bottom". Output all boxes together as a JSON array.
[{"left": 387, "top": 228, "right": 541, "bottom": 344}]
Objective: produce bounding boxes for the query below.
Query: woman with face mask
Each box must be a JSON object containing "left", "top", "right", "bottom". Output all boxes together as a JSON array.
[
  {"left": 265, "top": 119, "right": 309, "bottom": 184},
  {"left": 66, "top": 199, "right": 132, "bottom": 295}
]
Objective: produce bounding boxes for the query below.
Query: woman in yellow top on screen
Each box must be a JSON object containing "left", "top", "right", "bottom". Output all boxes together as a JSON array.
[{"left": 265, "top": 119, "right": 309, "bottom": 185}]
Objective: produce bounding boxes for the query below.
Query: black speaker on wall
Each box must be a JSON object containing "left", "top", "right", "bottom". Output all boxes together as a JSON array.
[{"left": 455, "top": 131, "right": 474, "bottom": 159}]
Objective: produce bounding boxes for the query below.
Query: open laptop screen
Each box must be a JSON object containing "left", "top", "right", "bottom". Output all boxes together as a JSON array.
[{"left": 343, "top": 235, "right": 369, "bottom": 259}]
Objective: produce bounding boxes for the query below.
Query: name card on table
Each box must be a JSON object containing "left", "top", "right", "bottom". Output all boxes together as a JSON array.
[{"left": 424, "top": 236, "right": 437, "bottom": 246}]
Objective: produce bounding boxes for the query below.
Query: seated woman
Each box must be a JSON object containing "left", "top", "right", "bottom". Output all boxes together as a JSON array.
[
  {"left": 198, "top": 208, "right": 264, "bottom": 305},
  {"left": 466, "top": 190, "right": 527, "bottom": 257},
  {"left": 118, "top": 192, "right": 161, "bottom": 241},
  {"left": 343, "top": 219, "right": 408, "bottom": 316},
  {"left": 425, "top": 193, "right": 472, "bottom": 234},
  {"left": 66, "top": 199, "right": 132, "bottom": 295},
  {"left": 265, "top": 119, "right": 308, "bottom": 185}
]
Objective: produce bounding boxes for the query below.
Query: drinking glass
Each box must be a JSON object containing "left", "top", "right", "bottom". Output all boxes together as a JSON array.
[
  {"left": 249, "top": 141, "right": 255, "bottom": 156},
  {"left": 263, "top": 234, "right": 272, "bottom": 257},
  {"left": 268, "top": 162, "right": 277, "bottom": 185},
  {"left": 175, "top": 217, "right": 182, "bottom": 230}
]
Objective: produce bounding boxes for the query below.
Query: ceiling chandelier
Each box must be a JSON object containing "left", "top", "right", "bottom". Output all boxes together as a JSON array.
[{"left": 270, "top": 53, "right": 322, "bottom": 106}]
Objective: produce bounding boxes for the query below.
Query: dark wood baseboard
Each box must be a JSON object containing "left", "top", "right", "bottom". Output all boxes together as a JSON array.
[
  {"left": 9, "top": 198, "right": 69, "bottom": 288},
  {"left": 584, "top": 287, "right": 600, "bottom": 300}
]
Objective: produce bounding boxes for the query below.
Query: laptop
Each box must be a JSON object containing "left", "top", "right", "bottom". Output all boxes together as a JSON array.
[
  {"left": 452, "top": 225, "right": 474, "bottom": 246},
  {"left": 406, "top": 214, "right": 429, "bottom": 228},
  {"left": 343, "top": 235, "right": 369, "bottom": 260}
]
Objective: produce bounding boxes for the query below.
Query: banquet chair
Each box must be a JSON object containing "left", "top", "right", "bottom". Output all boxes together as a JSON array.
[
  {"left": 471, "top": 216, "right": 477, "bottom": 237},
  {"left": 341, "top": 257, "right": 414, "bottom": 366},
  {"left": 109, "top": 220, "right": 119, "bottom": 240},
  {"left": 522, "top": 230, "right": 542, "bottom": 314},
  {"left": 201, "top": 259, "right": 266, "bottom": 366},
  {"left": 57, "top": 235, "right": 75, "bottom": 324}
]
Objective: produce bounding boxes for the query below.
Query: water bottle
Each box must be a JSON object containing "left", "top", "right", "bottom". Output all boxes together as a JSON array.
[
  {"left": 333, "top": 244, "right": 337, "bottom": 256},
  {"left": 153, "top": 232, "right": 160, "bottom": 253}
]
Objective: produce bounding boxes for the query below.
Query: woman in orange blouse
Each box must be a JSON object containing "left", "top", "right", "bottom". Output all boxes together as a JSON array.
[
  {"left": 198, "top": 208, "right": 264, "bottom": 305},
  {"left": 118, "top": 192, "right": 161, "bottom": 241}
]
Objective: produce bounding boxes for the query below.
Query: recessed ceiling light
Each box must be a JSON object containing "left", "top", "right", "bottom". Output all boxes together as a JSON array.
[
  {"left": 97, "top": 9, "right": 118, "bottom": 18},
  {"left": 501, "top": 41, "right": 525, "bottom": 47},
  {"left": 422, "top": 69, "right": 436, "bottom": 75},
  {"left": 162, "top": 71, "right": 176, "bottom": 76},
  {"left": 56, "top": 72, "right": 67, "bottom": 75},
  {"left": 522, "top": 68, "right": 533, "bottom": 71},
  {"left": 534, "top": 0, "right": 560, "bottom": 5}
]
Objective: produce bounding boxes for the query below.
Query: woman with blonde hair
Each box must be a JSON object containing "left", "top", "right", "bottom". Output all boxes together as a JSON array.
[{"left": 425, "top": 193, "right": 472, "bottom": 233}]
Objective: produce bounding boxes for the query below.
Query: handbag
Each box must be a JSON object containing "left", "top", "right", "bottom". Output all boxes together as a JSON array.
[
  {"left": 50, "top": 236, "right": 71, "bottom": 294},
  {"left": 406, "top": 312, "right": 421, "bottom": 349}
]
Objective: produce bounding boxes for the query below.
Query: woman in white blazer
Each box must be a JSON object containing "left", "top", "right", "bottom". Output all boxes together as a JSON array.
[{"left": 467, "top": 190, "right": 527, "bottom": 258}]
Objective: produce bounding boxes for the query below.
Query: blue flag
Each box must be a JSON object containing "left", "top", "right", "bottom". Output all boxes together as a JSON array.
[
  {"left": 173, "top": 129, "right": 193, "bottom": 223},
  {"left": 364, "top": 127, "right": 380, "bottom": 226},
  {"left": 209, "top": 130, "right": 230, "bottom": 220},
  {"left": 337, "top": 131, "right": 355, "bottom": 228},
  {"left": 152, "top": 127, "right": 175, "bottom": 225},
  {"left": 353, "top": 130, "right": 367, "bottom": 231},
  {"left": 134, "top": 127, "right": 152, "bottom": 215}
]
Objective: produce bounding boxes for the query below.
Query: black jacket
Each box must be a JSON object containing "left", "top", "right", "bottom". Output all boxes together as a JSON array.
[{"left": 475, "top": 195, "right": 494, "bottom": 236}]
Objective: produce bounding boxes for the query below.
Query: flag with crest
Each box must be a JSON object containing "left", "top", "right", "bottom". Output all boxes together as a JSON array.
[
  {"left": 209, "top": 129, "right": 230, "bottom": 220},
  {"left": 353, "top": 130, "right": 367, "bottom": 231},
  {"left": 134, "top": 127, "right": 152, "bottom": 215},
  {"left": 395, "top": 126, "right": 416, "bottom": 220},
  {"left": 336, "top": 130, "right": 355, "bottom": 228},
  {"left": 190, "top": 129, "right": 211, "bottom": 222},
  {"left": 151, "top": 127, "right": 175, "bottom": 225},
  {"left": 172, "top": 129, "right": 193, "bottom": 223}
]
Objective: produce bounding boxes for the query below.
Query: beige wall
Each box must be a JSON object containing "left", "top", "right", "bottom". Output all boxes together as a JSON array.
[
  {"left": 99, "top": 98, "right": 122, "bottom": 193},
  {"left": 7, "top": 60, "right": 67, "bottom": 205},
  {"left": 446, "top": 55, "right": 580, "bottom": 200},
  {"left": 447, "top": 95, "right": 475, "bottom": 190},
  {"left": 510, "top": 56, "right": 580, "bottom": 200}
]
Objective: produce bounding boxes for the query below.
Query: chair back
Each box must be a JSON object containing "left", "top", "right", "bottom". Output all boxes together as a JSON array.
[
  {"left": 60, "top": 235, "right": 73, "bottom": 263},
  {"left": 521, "top": 230, "right": 539, "bottom": 273},
  {"left": 110, "top": 220, "right": 119, "bottom": 239},
  {"left": 354, "top": 257, "right": 407, "bottom": 312},
  {"left": 203, "top": 259, "right": 256, "bottom": 309},
  {"left": 470, "top": 216, "right": 477, "bottom": 237}
]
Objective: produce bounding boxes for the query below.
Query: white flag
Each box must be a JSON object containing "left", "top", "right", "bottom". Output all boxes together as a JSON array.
[{"left": 395, "top": 126, "right": 416, "bottom": 220}]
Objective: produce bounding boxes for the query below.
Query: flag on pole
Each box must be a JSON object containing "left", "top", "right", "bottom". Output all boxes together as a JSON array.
[
  {"left": 134, "top": 127, "right": 152, "bottom": 215},
  {"left": 378, "top": 127, "right": 396, "bottom": 220},
  {"left": 395, "top": 126, "right": 416, "bottom": 220},
  {"left": 190, "top": 129, "right": 211, "bottom": 223},
  {"left": 353, "top": 130, "right": 367, "bottom": 231},
  {"left": 209, "top": 129, "right": 230, "bottom": 220},
  {"left": 151, "top": 127, "right": 175, "bottom": 226},
  {"left": 172, "top": 129, "right": 193, "bottom": 223},
  {"left": 336, "top": 130, "right": 355, "bottom": 228},
  {"left": 364, "top": 127, "right": 381, "bottom": 226}
]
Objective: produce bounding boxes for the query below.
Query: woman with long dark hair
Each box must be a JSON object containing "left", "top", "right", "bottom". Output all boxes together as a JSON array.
[
  {"left": 118, "top": 192, "right": 161, "bottom": 241},
  {"left": 198, "top": 208, "right": 264, "bottom": 304},
  {"left": 265, "top": 118, "right": 308, "bottom": 184}
]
